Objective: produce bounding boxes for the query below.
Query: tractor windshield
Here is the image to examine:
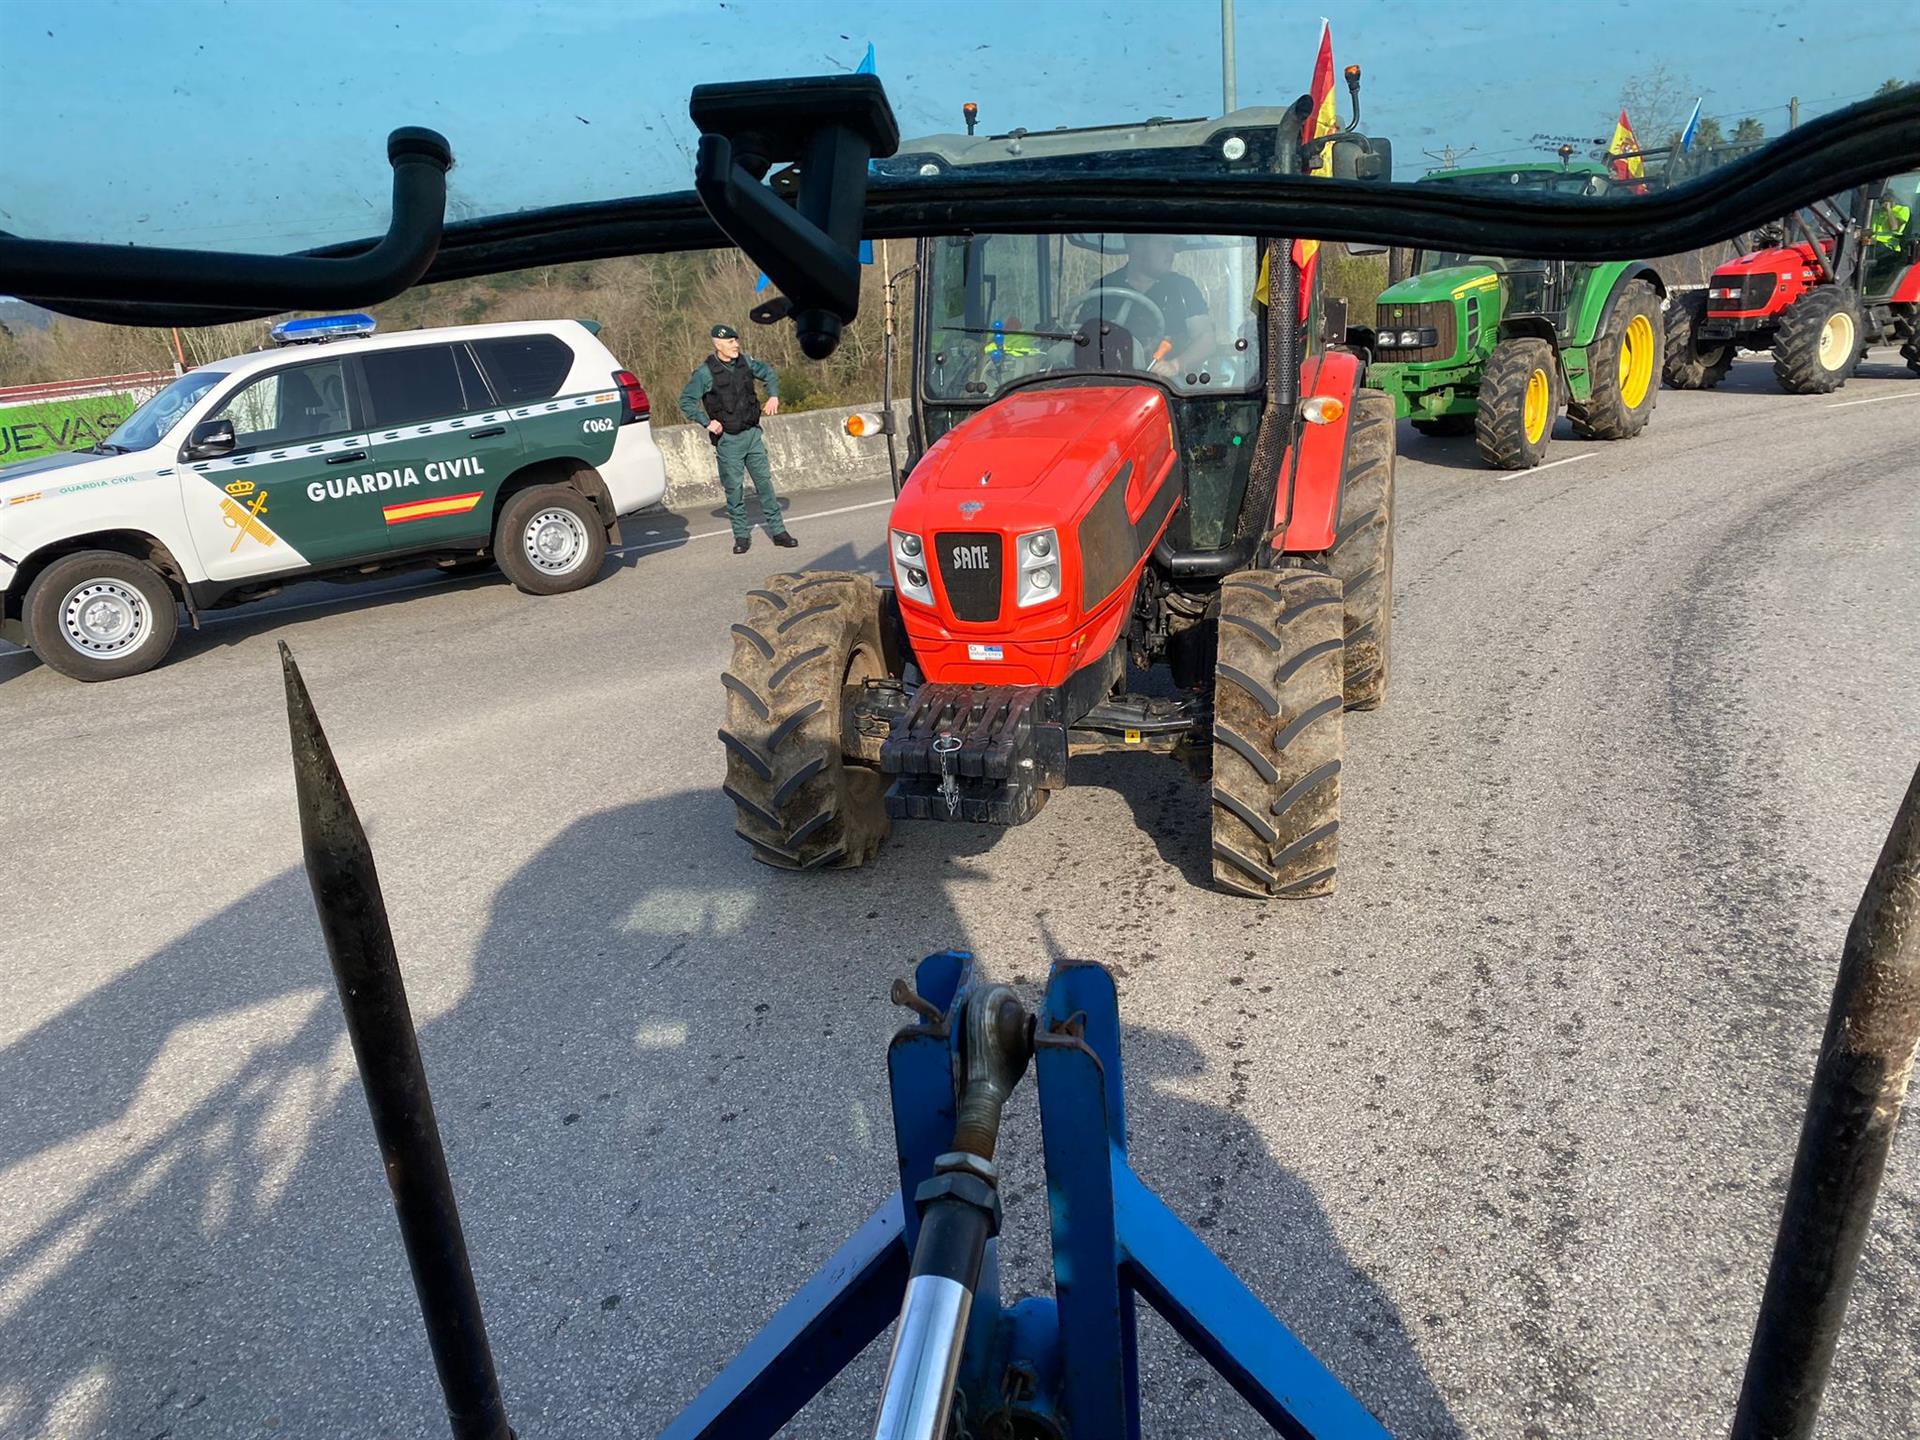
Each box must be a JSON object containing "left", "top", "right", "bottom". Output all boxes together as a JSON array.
[{"left": 921, "top": 233, "right": 1262, "bottom": 404}]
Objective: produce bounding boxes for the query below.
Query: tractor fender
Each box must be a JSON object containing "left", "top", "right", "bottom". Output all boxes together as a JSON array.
[
  {"left": 1889, "top": 265, "right": 1920, "bottom": 305},
  {"left": 1279, "top": 349, "right": 1364, "bottom": 554},
  {"left": 1586, "top": 263, "right": 1667, "bottom": 341}
]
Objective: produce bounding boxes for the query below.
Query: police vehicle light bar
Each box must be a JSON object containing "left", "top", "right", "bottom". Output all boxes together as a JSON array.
[{"left": 270, "top": 313, "right": 378, "bottom": 346}]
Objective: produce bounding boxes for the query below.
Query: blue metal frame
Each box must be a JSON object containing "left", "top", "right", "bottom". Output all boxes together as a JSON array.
[{"left": 662, "top": 954, "right": 1386, "bottom": 1439}]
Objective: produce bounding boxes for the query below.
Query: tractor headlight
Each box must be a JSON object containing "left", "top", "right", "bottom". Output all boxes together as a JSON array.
[
  {"left": 1016, "top": 528, "right": 1060, "bottom": 607},
  {"left": 893, "top": 530, "right": 933, "bottom": 603}
]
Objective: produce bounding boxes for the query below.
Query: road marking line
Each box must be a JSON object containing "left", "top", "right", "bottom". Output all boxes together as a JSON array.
[
  {"left": 1530, "top": 453, "right": 1598, "bottom": 474},
  {"left": 612, "top": 495, "right": 895, "bottom": 558},
  {"left": 0, "top": 493, "right": 901, "bottom": 661},
  {"left": 1826, "top": 389, "right": 1920, "bottom": 409}
]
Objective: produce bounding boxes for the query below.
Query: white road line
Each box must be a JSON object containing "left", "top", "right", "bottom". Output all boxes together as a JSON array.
[
  {"left": 1826, "top": 389, "right": 1920, "bottom": 409},
  {"left": 1529, "top": 452, "right": 1598, "bottom": 474},
  {"left": 0, "top": 493, "right": 900, "bottom": 662},
  {"left": 612, "top": 495, "right": 895, "bottom": 557}
]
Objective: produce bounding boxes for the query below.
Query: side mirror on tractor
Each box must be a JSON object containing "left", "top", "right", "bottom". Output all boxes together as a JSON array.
[
  {"left": 1330, "top": 134, "right": 1392, "bottom": 182},
  {"left": 184, "top": 417, "right": 235, "bottom": 460}
]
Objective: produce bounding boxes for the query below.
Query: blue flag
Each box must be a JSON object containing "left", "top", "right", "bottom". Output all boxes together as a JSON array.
[
  {"left": 757, "top": 43, "right": 875, "bottom": 292},
  {"left": 1679, "top": 98, "right": 1703, "bottom": 152}
]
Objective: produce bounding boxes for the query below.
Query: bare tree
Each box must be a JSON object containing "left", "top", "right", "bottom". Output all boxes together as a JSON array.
[{"left": 1619, "top": 65, "right": 1698, "bottom": 153}]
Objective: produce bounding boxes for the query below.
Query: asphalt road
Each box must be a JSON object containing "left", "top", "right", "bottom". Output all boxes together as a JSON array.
[{"left": 3, "top": 355, "right": 1918, "bottom": 1440}]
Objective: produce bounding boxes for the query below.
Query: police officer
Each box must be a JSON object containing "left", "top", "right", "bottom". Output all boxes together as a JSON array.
[{"left": 678, "top": 323, "right": 797, "bottom": 554}]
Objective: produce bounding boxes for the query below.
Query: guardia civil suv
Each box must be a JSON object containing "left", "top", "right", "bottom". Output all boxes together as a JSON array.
[{"left": 0, "top": 315, "right": 665, "bottom": 680}]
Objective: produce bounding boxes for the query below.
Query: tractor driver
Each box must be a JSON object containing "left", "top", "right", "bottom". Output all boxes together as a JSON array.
[{"left": 1097, "top": 234, "right": 1216, "bottom": 378}]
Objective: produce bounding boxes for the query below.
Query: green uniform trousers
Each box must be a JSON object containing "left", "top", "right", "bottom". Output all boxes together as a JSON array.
[{"left": 715, "top": 428, "right": 787, "bottom": 540}]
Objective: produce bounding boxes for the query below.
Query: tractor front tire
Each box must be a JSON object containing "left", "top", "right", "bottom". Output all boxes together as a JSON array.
[
  {"left": 1328, "top": 390, "right": 1395, "bottom": 711},
  {"left": 1773, "top": 287, "right": 1863, "bottom": 394},
  {"left": 1663, "top": 292, "right": 1734, "bottom": 390},
  {"left": 1475, "top": 338, "right": 1559, "bottom": 470},
  {"left": 1210, "top": 569, "right": 1345, "bottom": 899},
  {"left": 1411, "top": 413, "right": 1475, "bottom": 437},
  {"left": 720, "top": 571, "right": 891, "bottom": 870},
  {"left": 1570, "top": 280, "right": 1662, "bottom": 439}
]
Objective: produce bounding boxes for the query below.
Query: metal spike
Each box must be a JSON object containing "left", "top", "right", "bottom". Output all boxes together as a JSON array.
[
  {"left": 1733, "top": 762, "right": 1920, "bottom": 1439},
  {"left": 281, "top": 643, "right": 515, "bottom": 1440}
]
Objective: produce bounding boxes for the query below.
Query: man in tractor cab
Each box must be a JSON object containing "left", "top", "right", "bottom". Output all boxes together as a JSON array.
[
  {"left": 1870, "top": 193, "right": 1913, "bottom": 250},
  {"left": 1096, "top": 234, "right": 1217, "bottom": 377}
]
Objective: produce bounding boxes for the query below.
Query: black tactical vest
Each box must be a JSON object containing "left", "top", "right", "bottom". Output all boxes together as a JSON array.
[{"left": 703, "top": 356, "right": 761, "bottom": 434}]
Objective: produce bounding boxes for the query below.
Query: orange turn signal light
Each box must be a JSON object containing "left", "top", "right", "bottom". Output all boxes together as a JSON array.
[
  {"left": 1302, "top": 395, "right": 1346, "bottom": 425},
  {"left": 846, "top": 412, "right": 882, "bottom": 437}
]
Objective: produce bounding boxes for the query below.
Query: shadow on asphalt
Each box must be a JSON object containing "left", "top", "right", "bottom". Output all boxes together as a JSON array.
[{"left": 0, "top": 743, "right": 1464, "bottom": 1439}]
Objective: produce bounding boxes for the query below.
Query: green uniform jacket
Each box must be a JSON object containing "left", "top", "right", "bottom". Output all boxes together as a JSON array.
[{"left": 678, "top": 356, "right": 781, "bottom": 425}]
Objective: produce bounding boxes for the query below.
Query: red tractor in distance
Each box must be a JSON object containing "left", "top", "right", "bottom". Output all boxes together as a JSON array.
[
  {"left": 1696, "top": 172, "right": 1920, "bottom": 392},
  {"left": 719, "top": 100, "right": 1397, "bottom": 898}
]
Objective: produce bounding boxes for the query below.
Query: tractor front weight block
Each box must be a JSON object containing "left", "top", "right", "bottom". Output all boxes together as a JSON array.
[{"left": 880, "top": 681, "right": 1068, "bottom": 825}]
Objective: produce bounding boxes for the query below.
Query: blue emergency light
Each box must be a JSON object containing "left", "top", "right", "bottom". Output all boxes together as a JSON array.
[{"left": 269, "top": 313, "right": 377, "bottom": 346}]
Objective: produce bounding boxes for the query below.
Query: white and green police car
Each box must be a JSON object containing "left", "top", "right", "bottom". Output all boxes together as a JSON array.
[{"left": 0, "top": 314, "right": 665, "bottom": 681}]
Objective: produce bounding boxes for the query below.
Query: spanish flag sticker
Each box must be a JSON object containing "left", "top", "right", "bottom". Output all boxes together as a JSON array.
[{"left": 384, "top": 490, "right": 484, "bottom": 526}]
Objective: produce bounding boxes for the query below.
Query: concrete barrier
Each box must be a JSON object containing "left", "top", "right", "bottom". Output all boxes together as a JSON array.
[{"left": 654, "top": 401, "right": 910, "bottom": 506}]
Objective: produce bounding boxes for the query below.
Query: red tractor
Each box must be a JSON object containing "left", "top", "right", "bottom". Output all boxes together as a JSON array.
[
  {"left": 1696, "top": 172, "right": 1920, "bottom": 392},
  {"left": 719, "top": 102, "right": 1397, "bottom": 898}
]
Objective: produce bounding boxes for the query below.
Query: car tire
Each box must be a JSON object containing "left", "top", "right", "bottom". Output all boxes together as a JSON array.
[
  {"left": 1327, "top": 390, "right": 1395, "bottom": 711},
  {"left": 1663, "top": 291, "right": 1734, "bottom": 390},
  {"left": 1475, "top": 337, "right": 1559, "bottom": 470},
  {"left": 494, "top": 485, "right": 607, "bottom": 595},
  {"left": 720, "top": 571, "right": 891, "bottom": 870},
  {"left": 1569, "top": 279, "right": 1662, "bottom": 440},
  {"left": 1210, "top": 567, "right": 1345, "bottom": 899},
  {"left": 24, "top": 549, "right": 180, "bottom": 682}
]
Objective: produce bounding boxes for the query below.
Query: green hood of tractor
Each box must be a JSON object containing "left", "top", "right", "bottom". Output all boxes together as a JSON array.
[{"left": 1377, "top": 263, "right": 1501, "bottom": 308}]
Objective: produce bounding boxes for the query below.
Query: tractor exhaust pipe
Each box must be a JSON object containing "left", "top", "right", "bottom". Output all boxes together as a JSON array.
[
  {"left": 281, "top": 644, "right": 514, "bottom": 1440},
  {"left": 1731, "top": 763, "right": 1920, "bottom": 1440}
]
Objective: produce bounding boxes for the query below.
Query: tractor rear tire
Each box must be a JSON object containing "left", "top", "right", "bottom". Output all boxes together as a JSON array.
[
  {"left": 1772, "top": 287, "right": 1863, "bottom": 394},
  {"left": 720, "top": 571, "right": 891, "bottom": 871},
  {"left": 1663, "top": 291, "right": 1734, "bottom": 390},
  {"left": 1475, "top": 338, "right": 1559, "bottom": 470},
  {"left": 1411, "top": 413, "right": 1475, "bottom": 437},
  {"left": 1328, "top": 390, "right": 1394, "bottom": 711},
  {"left": 1569, "top": 280, "right": 1662, "bottom": 439},
  {"left": 1210, "top": 569, "right": 1345, "bottom": 899}
]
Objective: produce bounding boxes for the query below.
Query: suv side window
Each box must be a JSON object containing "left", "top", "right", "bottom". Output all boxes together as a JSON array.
[
  {"left": 208, "top": 358, "right": 355, "bottom": 451},
  {"left": 471, "top": 334, "right": 573, "bottom": 403},
  {"left": 360, "top": 344, "right": 471, "bottom": 427}
]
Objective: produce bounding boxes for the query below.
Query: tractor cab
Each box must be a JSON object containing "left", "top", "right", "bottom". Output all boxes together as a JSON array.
[{"left": 914, "top": 231, "right": 1265, "bottom": 552}]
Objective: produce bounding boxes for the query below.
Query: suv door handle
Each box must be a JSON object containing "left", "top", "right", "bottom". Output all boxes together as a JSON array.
[
  {"left": 326, "top": 449, "right": 369, "bottom": 465},
  {"left": 469, "top": 425, "right": 506, "bottom": 439}
]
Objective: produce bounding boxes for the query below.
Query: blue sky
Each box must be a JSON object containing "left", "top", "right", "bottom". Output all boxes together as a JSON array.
[{"left": 0, "top": 0, "right": 1912, "bottom": 252}]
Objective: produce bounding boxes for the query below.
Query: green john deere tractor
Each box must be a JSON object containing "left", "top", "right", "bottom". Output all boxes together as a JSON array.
[{"left": 1359, "top": 160, "right": 1742, "bottom": 469}]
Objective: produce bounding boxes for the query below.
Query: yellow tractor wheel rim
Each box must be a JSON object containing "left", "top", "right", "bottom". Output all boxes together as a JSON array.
[
  {"left": 1619, "top": 313, "right": 1656, "bottom": 408},
  {"left": 1523, "top": 367, "right": 1550, "bottom": 443},
  {"left": 1819, "top": 311, "right": 1856, "bottom": 369}
]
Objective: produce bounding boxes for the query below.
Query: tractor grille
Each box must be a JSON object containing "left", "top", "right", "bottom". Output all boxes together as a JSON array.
[
  {"left": 1373, "top": 300, "right": 1459, "bottom": 363},
  {"left": 934, "top": 531, "right": 1003, "bottom": 622},
  {"left": 1708, "top": 272, "right": 1779, "bottom": 314}
]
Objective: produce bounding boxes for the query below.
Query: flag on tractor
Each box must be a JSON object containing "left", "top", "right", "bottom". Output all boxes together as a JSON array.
[
  {"left": 1608, "top": 109, "right": 1646, "bottom": 182},
  {"left": 1255, "top": 18, "right": 1337, "bottom": 315}
]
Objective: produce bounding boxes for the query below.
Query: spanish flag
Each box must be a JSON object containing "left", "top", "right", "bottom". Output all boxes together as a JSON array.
[
  {"left": 1608, "top": 109, "right": 1646, "bottom": 185},
  {"left": 1256, "top": 19, "right": 1338, "bottom": 315}
]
